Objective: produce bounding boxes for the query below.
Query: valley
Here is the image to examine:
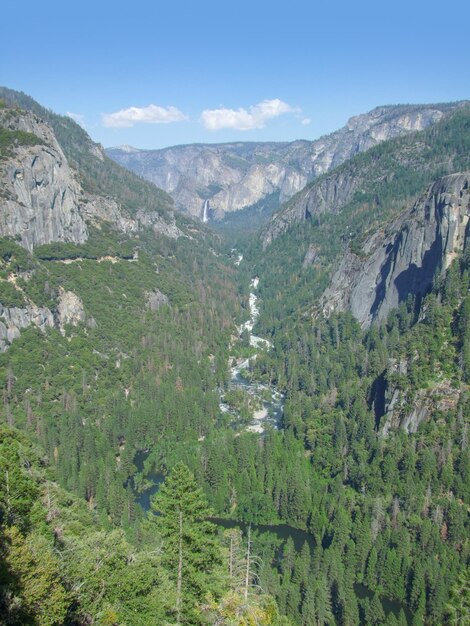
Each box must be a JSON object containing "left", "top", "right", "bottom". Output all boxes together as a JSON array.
[
  {"left": 221, "top": 274, "right": 284, "bottom": 434},
  {"left": 0, "top": 88, "right": 469, "bottom": 626}
]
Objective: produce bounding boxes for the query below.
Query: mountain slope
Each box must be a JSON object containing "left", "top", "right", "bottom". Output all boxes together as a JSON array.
[
  {"left": 263, "top": 105, "right": 470, "bottom": 248},
  {"left": 107, "top": 103, "right": 465, "bottom": 221},
  {"left": 0, "top": 91, "right": 242, "bottom": 529},
  {"left": 1, "top": 88, "right": 469, "bottom": 626},
  {"left": 0, "top": 104, "right": 88, "bottom": 250},
  {"left": 249, "top": 106, "right": 470, "bottom": 340},
  {"left": 321, "top": 171, "right": 470, "bottom": 327},
  {"left": 0, "top": 87, "right": 182, "bottom": 241}
]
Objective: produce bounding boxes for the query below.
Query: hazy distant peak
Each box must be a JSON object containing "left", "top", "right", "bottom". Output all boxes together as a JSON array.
[{"left": 115, "top": 144, "right": 141, "bottom": 153}]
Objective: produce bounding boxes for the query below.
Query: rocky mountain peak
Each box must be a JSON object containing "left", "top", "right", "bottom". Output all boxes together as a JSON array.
[{"left": 107, "top": 102, "right": 466, "bottom": 222}]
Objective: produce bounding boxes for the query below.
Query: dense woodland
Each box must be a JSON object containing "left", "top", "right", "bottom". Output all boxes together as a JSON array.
[{"left": 0, "top": 92, "right": 469, "bottom": 625}]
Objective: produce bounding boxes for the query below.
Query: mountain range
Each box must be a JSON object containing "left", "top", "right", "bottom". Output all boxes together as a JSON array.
[
  {"left": 0, "top": 86, "right": 469, "bottom": 626},
  {"left": 107, "top": 102, "right": 466, "bottom": 222}
]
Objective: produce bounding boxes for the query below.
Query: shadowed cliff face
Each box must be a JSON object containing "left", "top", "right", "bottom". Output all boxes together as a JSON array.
[
  {"left": 107, "top": 104, "right": 456, "bottom": 221},
  {"left": 321, "top": 172, "right": 470, "bottom": 328}
]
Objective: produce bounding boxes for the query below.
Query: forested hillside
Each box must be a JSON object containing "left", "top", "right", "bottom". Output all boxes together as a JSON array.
[
  {"left": 255, "top": 107, "right": 470, "bottom": 334},
  {"left": 0, "top": 95, "right": 290, "bottom": 623},
  {"left": 210, "top": 105, "right": 470, "bottom": 625},
  {"left": 0, "top": 90, "right": 469, "bottom": 626}
]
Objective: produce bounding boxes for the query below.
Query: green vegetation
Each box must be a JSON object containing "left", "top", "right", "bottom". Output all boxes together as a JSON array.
[
  {"left": 252, "top": 106, "right": 470, "bottom": 336},
  {"left": 0, "top": 281, "right": 26, "bottom": 308},
  {"left": 0, "top": 429, "right": 289, "bottom": 625},
  {"left": 213, "top": 191, "right": 282, "bottom": 243},
  {"left": 150, "top": 462, "right": 222, "bottom": 624},
  {"left": 0, "top": 128, "right": 45, "bottom": 159},
  {"left": 0, "top": 238, "right": 35, "bottom": 274},
  {"left": 0, "top": 88, "right": 469, "bottom": 624},
  {"left": 34, "top": 225, "right": 135, "bottom": 261}
]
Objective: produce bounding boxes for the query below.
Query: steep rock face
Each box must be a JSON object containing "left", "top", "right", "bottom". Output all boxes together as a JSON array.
[
  {"left": 108, "top": 104, "right": 459, "bottom": 221},
  {"left": 263, "top": 169, "right": 359, "bottom": 247},
  {"left": 0, "top": 303, "right": 54, "bottom": 351},
  {"left": 56, "top": 289, "right": 86, "bottom": 328},
  {"left": 82, "top": 196, "right": 184, "bottom": 240},
  {"left": 0, "top": 108, "right": 88, "bottom": 250},
  {"left": 374, "top": 358, "right": 460, "bottom": 436},
  {"left": 0, "top": 288, "right": 89, "bottom": 351},
  {"left": 145, "top": 289, "right": 169, "bottom": 311},
  {"left": 320, "top": 172, "right": 470, "bottom": 328},
  {"left": 0, "top": 105, "right": 186, "bottom": 250},
  {"left": 108, "top": 141, "right": 311, "bottom": 219}
]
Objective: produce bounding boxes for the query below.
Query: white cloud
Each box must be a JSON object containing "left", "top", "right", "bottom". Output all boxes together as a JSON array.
[
  {"left": 201, "top": 99, "right": 299, "bottom": 131},
  {"left": 102, "top": 104, "right": 188, "bottom": 128},
  {"left": 301, "top": 117, "right": 312, "bottom": 126},
  {"left": 66, "top": 112, "right": 86, "bottom": 128}
]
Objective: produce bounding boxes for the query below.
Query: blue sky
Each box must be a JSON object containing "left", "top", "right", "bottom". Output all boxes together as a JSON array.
[{"left": 2, "top": 0, "right": 469, "bottom": 149}]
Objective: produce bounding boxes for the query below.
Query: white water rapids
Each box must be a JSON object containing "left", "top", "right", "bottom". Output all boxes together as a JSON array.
[{"left": 220, "top": 274, "right": 283, "bottom": 434}]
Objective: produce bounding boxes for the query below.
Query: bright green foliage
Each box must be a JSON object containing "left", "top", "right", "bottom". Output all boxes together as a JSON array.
[
  {"left": 0, "top": 428, "right": 41, "bottom": 530},
  {"left": 206, "top": 591, "right": 293, "bottom": 625},
  {"left": 1, "top": 525, "right": 69, "bottom": 626},
  {"left": 60, "top": 529, "right": 172, "bottom": 625},
  {"left": 150, "top": 462, "right": 222, "bottom": 624},
  {"left": 445, "top": 567, "right": 470, "bottom": 625}
]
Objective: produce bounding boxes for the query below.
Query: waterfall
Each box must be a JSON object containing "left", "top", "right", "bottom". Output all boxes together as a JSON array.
[{"left": 202, "top": 200, "right": 209, "bottom": 223}]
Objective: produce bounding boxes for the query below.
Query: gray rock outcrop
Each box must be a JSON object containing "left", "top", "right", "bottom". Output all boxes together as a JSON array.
[
  {"left": 263, "top": 169, "right": 359, "bottom": 248},
  {"left": 0, "top": 288, "right": 88, "bottom": 351},
  {"left": 377, "top": 356, "right": 460, "bottom": 436},
  {"left": 82, "top": 196, "right": 184, "bottom": 240},
  {"left": 56, "top": 289, "right": 86, "bottom": 328},
  {"left": 146, "top": 289, "right": 169, "bottom": 311},
  {"left": 0, "top": 107, "right": 185, "bottom": 250},
  {"left": 320, "top": 172, "right": 470, "bottom": 328},
  {"left": 0, "top": 302, "right": 54, "bottom": 351},
  {"left": 107, "top": 103, "right": 464, "bottom": 221},
  {"left": 0, "top": 109, "right": 88, "bottom": 250}
]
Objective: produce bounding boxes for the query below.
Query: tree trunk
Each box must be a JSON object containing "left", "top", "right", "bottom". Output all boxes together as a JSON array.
[
  {"left": 176, "top": 508, "right": 183, "bottom": 624},
  {"left": 244, "top": 524, "right": 251, "bottom": 601}
]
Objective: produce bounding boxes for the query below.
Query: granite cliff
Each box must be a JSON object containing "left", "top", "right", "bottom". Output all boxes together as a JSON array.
[
  {"left": 0, "top": 91, "right": 207, "bottom": 351},
  {"left": 263, "top": 104, "right": 470, "bottom": 249},
  {"left": 0, "top": 88, "right": 186, "bottom": 250},
  {"left": 0, "top": 107, "right": 88, "bottom": 250},
  {"left": 107, "top": 103, "right": 462, "bottom": 221},
  {"left": 0, "top": 288, "right": 89, "bottom": 352},
  {"left": 320, "top": 172, "right": 470, "bottom": 328}
]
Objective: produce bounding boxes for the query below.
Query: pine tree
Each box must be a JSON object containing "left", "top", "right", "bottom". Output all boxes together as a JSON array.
[
  {"left": 445, "top": 568, "right": 470, "bottom": 625},
  {"left": 315, "top": 574, "right": 333, "bottom": 626},
  {"left": 366, "top": 593, "right": 385, "bottom": 625},
  {"left": 150, "top": 462, "right": 222, "bottom": 625}
]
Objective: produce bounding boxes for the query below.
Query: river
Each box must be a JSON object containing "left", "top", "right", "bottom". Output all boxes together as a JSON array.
[
  {"left": 132, "top": 269, "right": 410, "bottom": 624},
  {"left": 132, "top": 456, "right": 410, "bottom": 626},
  {"left": 220, "top": 276, "right": 285, "bottom": 434}
]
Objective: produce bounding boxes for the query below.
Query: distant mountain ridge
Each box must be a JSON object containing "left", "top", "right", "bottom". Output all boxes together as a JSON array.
[
  {"left": 262, "top": 103, "right": 470, "bottom": 249},
  {"left": 107, "top": 102, "right": 467, "bottom": 221}
]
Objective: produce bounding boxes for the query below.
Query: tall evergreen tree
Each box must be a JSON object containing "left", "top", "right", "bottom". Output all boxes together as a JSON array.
[{"left": 150, "top": 462, "right": 222, "bottom": 625}]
